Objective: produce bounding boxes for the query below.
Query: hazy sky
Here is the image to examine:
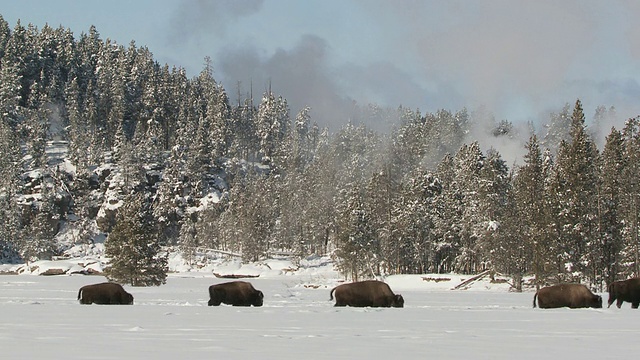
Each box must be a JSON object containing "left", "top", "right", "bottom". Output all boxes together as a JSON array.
[{"left": 3, "top": 0, "right": 640, "bottom": 135}]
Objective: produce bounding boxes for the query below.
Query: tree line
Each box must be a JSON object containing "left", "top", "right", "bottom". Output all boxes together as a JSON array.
[{"left": 0, "top": 17, "right": 637, "bottom": 290}]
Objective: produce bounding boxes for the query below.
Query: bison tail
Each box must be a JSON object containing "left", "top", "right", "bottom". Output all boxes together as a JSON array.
[
  {"left": 533, "top": 292, "right": 537, "bottom": 308},
  {"left": 329, "top": 287, "right": 336, "bottom": 301}
]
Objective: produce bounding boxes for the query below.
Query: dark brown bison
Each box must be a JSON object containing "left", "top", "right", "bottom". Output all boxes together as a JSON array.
[
  {"left": 533, "top": 283, "right": 602, "bottom": 309},
  {"left": 330, "top": 280, "right": 404, "bottom": 308},
  {"left": 608, "top": 278, "right": 640, "bottom": 309},
  {"left": 78, "top": 282, "right": 134, "bottom": 305},
  {"left": 208, "top": 281, "right": 264, "bottom": 307}
]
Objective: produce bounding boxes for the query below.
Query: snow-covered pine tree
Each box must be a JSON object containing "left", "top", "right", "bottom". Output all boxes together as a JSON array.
[
  {"left": 21, "top": 179, "right": 59, "bottom": 263},
  {"left": 485, "top": 170, "right": 526, "bottom": 290},
  {"left": 0, "top": 15, "right": 10, "bottom": 59},
  {"left": 452, "top": 142, "right": 485, "bottom": 274},
  {"left": 0, "top": 61, "right": 23, "bottom": 128},
  {"left": 229, "top": 97, "right": 258, "bottom": 161},
  {"left": 0, "top": 119, "right": 22, "bottom": 261},
  {"left": 24, "top": 86, "right": 49, "bottom": 169},
  {"left": 334, "top": 182, "right": 377, "bottom": 281},
  {"left": 153, "top": 119, "right": 189, "bottom": 246},
  {"left": 206, "top": 83, "right": 232, "bottom": 164},
  {"left": 513, "top": 135, "right": 552, "bottom": 289},
  {"left": 599, "top": 127, "right": 624, "bottom": 284},
  {"left": 392, "top": 169, "right": 440, "bottom": 274},
  {"left": 431, "top": 153, "right": 458, "bottom": 273},
  {"left": 552, "top": 99, "right": 600, "bottom": 284},
  {"left": 542, "top": 102, "right": 572, "bottom": 155},
  {"left": 365, "top": 168, "right": 397, "bottom": 274},
  {"left": 65, "top": 76, "right": 91, "bottom": 172},
  {"left": 270, "top": 170, "right": 307, "bottom": 257},
  {"left": 299, "top": 146, "right": 336, "bottom": 256},
  {"left": 104, "top": 193, "right": 168, "bottom": 286},
  {"left": 619, "top": 117, "right": 640, "bottom": 278},
  {"left": 256, "top": 90, "right": 289, "bottom": 165},
  {"left": 475, "top": 149, "right": 513, "bottom": 280},
  {"left": 178, "top": 215, "right": 198, "bottom": 266}
]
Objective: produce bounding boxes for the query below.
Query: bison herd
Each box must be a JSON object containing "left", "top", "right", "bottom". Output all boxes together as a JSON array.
[{"left": 76, "top": 278, "right": 640, "bottom": 310}]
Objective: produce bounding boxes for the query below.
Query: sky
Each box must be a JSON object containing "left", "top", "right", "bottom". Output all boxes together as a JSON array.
[{"left": 3, "top": 0, "right": 640, "bottom": 137}]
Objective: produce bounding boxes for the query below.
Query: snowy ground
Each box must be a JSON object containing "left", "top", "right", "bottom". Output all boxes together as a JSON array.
[{"left": 0, "top": 267, "right": 636, "bottom": 360}]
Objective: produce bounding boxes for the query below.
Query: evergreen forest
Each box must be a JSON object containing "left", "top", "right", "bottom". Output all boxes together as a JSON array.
[{"left": 0, "top": 17, "right": 639, "bottom": 290}]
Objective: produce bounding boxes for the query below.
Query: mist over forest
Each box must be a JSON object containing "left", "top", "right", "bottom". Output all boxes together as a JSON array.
[{"left": 0, "top": 17, "right": 638, "bottom": 290}]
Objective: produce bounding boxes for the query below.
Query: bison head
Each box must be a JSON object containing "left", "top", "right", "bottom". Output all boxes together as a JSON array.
[
  {"left": 253, "top": 291, "right": 264, "bottom": 307},
  {"left": 392, "top": 294, "right": 404, "bottom": 308},
  {"left": 592, "top": 295, "right": 603, "bottom": 309},
  {"left": 123, "top": 292, "right": 134, "bottom": 305}
]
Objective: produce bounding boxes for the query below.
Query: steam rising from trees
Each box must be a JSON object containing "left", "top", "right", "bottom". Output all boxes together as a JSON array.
[{"left": 166, "top": 0, "right": 638, "bottom": 149}]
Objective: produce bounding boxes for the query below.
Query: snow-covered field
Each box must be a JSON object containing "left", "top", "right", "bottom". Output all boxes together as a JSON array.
[{"left": 0, "top": 267, "right": 636, "bottom": 360}]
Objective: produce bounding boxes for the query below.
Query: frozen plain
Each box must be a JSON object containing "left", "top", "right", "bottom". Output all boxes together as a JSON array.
[{"left": 0, "top": 272, "right": 638, "bottom": 360}]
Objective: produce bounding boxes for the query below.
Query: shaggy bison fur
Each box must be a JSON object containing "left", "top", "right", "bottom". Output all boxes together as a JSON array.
[
  {"left": 208, "top": 281, "right": 264, "bottom": 307},
  {"left": 330, "top": 280, "right": 404, "bottom": 308},
  {"left": 608, "top": 278, "right": 640, "bottom": 309},
  {"left": 78, "top": 282, "right": 134, "bottom": 305},
  {"left": 533, "top": 283, "right": 602, "bottom": 309}
]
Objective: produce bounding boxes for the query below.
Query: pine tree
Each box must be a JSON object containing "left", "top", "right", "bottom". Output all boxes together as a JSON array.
[
  {"left": 0, "top": 15, "right": 10, "bottom": 60},
  {"left": 153, "top": 121, "right": 188, "bottom": 245},
  {"left": 21, "top": 180, "right": 59, "bottom": 263},
  {"left": 552, "top": 99, "right": 600, "bottom": 283},
  {"left": 392, "top": 169, "right": 440, "bottom": 274},
  {"left": 206, "top": 84, "right": 232, "bottom": 164},
  {"left": 229, "top": 97, "right": 258, "bottom": 161},
  {"left": 542, "top": 102, "right": 572, "bottom": 154},
  {"left": 0, "top": 119, "right": 22, "bottom": 261},
  {"left": 65, "top": 76, "right": 91, "bottom": 172},
  {"left": 256, "top": 91, "right": 289, "bottom": 165},
  {"left": 334, "top": 182, "right": 377, "bottom": 281},
  {"left": 300, "top": 146, "right": 336, "bottom": 256},
  {"left": 599, "top": 127, "right": 624, "bottom": 284},
  {"left": 179, "top": 215, "right": 198, "bottom": 266},
  {"left": 431, "top": 154, "right": 459, "bottom": 273},
  {"left": 619, "top": 117, "right": 640, "bottom": 277},
  {"left": 452, "top": 142, "right": 485, "bottom": 274},
  {"left": 104, "top": 193, "right": 168, "bottom": 286},
  {"left": 485, "top": 171, "right": 527, "bottom": 290},
  {"left": 23, "top": 87, "right": 49, "bottom": 169},
  {"left": 513, "top": 135, "right": 551, "bottom": 288},
  {"left": 476, "top": 149, "right": 513, "bottom": 281},
  {"left": 0, "top": 61, "right": 23, "bottom": 128},
  {"left": 366, "top": 168, "right": 397, "bottom": 274}
]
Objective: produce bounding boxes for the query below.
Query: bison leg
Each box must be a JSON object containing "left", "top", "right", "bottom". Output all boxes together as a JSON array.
[
  {"left": 632, "top": 302, "right": 639, "bottom": 309},
  {"left": 617, "top": 299, "right": 624, "bottom": 308}
]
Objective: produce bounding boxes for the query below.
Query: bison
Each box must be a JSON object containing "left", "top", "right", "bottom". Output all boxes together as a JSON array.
[
  {"left": 208, "top": 281, "right": 264, "bottom": 307},
  {"left": 608, "top": 278, "right": 640, "bottom": 309},
  {"left": 533, "top": 283, "right": 602, "bottom": 309},
  {"left": 330, "top": 280, "right": 404, "bottom": 308},
  {"left": 78, "top": 282, "right": 134, "bottom": 305}
]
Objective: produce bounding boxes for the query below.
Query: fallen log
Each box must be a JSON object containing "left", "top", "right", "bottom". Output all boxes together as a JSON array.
[
  {"left": 451, "top": 270, "right": 491, "bottom": 290},
  {"left": 213, "top": 273, "right": 260, "bottom": 279}
]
